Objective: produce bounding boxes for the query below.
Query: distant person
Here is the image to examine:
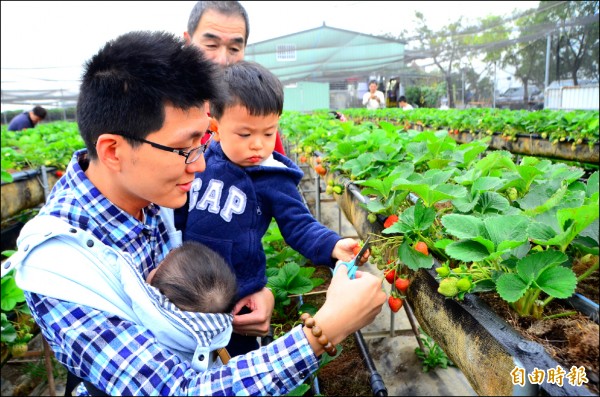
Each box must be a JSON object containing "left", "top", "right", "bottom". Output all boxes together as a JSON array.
[
  {"left": 362, "top": 80, "right": 385, "bottom": 110},
  {"left": 398, "top": 96, "right": 414, "bottom": 110},
  {"left": 7, "top": 105, "right": 47, "bottom": 131}
]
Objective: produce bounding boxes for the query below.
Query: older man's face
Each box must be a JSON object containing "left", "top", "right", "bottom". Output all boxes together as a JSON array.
[{"left": 185, "top": 9, "right": 246, "bottom": 66}]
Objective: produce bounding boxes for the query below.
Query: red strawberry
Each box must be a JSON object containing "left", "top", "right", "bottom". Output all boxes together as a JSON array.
[
  {"left": 383, "top": 215, "right": 399, "bottom": 228},
  {"left": 388, "top": 296, "right": 403, "bottom": 312},
  {"left": 414, "top": 241, "right": 429, "bottom": 256},
  {"left": 55, "top": 170, "right": 64, "bottom": 177},
  {"left": 395, "top": 277, "right": 410, "bottom": 293},
  {"left": 384, "top": 269, "right": 396, "bottom": 284}
]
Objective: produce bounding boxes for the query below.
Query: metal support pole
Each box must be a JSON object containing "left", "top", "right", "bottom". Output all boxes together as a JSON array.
[
  {"left": 315, "top": 173, "right": 321, "bottom": 222},
  {"left": 389, "top": 307, "right": 395, "bottom": 338},
  {"left": 403, "top": 300, "right": 425, "bottom": 352},
  {"left": 544, "top": 33, "right": 552, "bottom": 91},
  {"left": 43, "top": 338, "right": 56, "bottom": 396},
  {"left": 338, "top": 205, "right": 342, "bottom": 235},
  {"left": 39, "top": 166, "right": 50, "bottom": 201},
  {"left": 493, "top": 62, "right": 497, "bottom": 108}
]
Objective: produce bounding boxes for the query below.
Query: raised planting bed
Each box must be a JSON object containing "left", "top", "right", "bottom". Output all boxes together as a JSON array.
[
  {"left": 450, "top": 131, "right": 599, "bottom": 165},
  {"left": 318, "top": 169, "right": 599, "bottom": 396},
  {"left": 1, "top": 168, "right": 60, "bottom": 221}
]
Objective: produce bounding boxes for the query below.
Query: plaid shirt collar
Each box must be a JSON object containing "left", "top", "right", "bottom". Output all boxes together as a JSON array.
[{"left": 46, "top": 149, "right": 167, "bottom": 274}]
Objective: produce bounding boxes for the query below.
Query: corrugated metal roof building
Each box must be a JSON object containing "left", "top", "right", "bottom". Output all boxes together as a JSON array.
[{"left": 245, "top": 23, "right": 407, "bottom": 111}]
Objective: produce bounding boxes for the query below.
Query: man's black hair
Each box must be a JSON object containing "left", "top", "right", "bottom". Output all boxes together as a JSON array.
[
  {"left": 77, "top": 30, "right": 223, "bottom": 158},
  {"left": 32, "top": 106, "right": 47, "bottom": 119}
]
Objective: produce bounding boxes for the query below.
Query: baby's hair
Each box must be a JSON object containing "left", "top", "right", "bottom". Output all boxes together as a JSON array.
[{"left": 151, "top": 241, "right": 237, "bottom": 313}]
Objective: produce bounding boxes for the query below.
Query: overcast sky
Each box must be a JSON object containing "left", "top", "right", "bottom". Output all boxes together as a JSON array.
[{"left": 1, "top": 1, "right": 539, "bottom": 110}]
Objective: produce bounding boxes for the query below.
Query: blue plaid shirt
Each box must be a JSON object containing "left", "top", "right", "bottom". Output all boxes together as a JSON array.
[{"left": 24, "top": 149, "right": 319, "bottom": 395}]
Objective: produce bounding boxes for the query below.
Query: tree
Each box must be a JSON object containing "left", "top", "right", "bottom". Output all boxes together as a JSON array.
[
  {"left": 412, "top": 12, "right": 474, "bottom": 108},
  {"left": 463, "top": 15, "right": 511, "bottom": 105},
  {"left": 501, "top": 12, "right": 549, "bottom": 104},
  {"left": 546, "top": 0, "right": 599, "bottom": 85}
]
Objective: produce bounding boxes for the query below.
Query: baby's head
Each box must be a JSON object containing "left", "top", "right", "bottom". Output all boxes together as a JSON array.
[
  {"left": 148, "top": 241, "right": 237, "bottom": 313},
  {"left": 209, "top": 61, "right": 283, "bottom": 167}
]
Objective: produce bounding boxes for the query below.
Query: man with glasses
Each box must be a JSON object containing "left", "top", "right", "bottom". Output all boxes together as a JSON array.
[
  {"left": 3, "top": 30, "right": 386, "bottom": 396},
  {"left": 109, "top": 130, "right": 213, "bottom": 164}
]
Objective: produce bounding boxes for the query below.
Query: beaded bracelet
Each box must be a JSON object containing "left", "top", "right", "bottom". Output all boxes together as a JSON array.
[{"left": 300, "top": 312, "right": 337, "bottom": 356}]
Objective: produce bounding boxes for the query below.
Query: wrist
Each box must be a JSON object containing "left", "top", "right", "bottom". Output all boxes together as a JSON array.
[{"left": 301, "top": 313, "right": 337, "bottom": 357}]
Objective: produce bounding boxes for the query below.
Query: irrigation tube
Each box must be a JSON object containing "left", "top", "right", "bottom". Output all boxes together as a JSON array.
[
  {"left": 354, "top": 330, "right": 388, "bottom": 397},
  {"left": 326, "top": 266, "right": 388, "bottom": 397}
]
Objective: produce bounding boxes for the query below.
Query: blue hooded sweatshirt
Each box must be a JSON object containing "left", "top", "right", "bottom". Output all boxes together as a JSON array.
[{"left": 182, "top": 142, "right": 341, "bottom": 299}]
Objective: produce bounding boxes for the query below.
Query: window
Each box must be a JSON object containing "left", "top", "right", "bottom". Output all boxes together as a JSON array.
[{"left": 276, "top": 44, "right": 296, "bottom": 62}]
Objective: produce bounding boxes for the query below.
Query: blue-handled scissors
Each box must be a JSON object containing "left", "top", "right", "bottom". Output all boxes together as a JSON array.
[{"left": 334, "top": 236, "right": 372, "bottom": 280}]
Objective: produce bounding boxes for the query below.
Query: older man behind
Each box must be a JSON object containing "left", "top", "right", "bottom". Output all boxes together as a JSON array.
[{"left": 183, "top": 1, "right": 286, "bottom": 155}]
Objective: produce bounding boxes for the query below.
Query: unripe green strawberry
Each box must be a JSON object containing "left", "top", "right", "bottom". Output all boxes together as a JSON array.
[
  {"left": 332, "top": 185, "right": 343, "bottom": 194},
  {"left": 325, "top": 185, "right": 334, "bottom": 194},
  {"left": 507, "top": 187, "right": 518, "bottom": 201},
  {"left": 367, "top": 213, "right": 377, "bottom": 223},
  {"left": 435, "top": 267, "right": 450, "bottom": 277},
  {"left": 438, "top": 278, "right": 458, "bottom": 297},
  {"left": 456, "top": 278, "right": 472, "bottom": 292},
  {"left": 11, "top": 343, "right": 28, "bottom": 357},
  {"left": 328, "top": 179, "right": 335, "bottom": 186}
]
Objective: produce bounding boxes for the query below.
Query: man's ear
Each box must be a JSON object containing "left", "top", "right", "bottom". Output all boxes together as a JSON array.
[
  {"left": 183, "top": 31, "right": 191, "bottom": 46},
  {"left": 95, "top": 134, "right": 126, "bottom": 172}
]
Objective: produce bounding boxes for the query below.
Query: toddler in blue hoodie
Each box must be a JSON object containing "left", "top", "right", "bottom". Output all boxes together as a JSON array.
[{"left": 177, "top": 60, "right": 367, "bottom": 357}]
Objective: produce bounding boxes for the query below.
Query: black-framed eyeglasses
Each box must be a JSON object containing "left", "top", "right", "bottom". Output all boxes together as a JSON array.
[{"left": 112, "top": 131, "right": 213, "bottom": 164}]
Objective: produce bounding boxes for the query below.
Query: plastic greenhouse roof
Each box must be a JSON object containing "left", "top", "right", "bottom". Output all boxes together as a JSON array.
[
  {"left": 1, "top": 88, "right": 79, "bottom": 109},
  {"left": 245, "top": 24, "right": 409, "bottom": 84}
]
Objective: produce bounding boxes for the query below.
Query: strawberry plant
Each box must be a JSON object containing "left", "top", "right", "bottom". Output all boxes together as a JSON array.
[
  {"left": 1, "top": 121, "right": 84, "bottom": 182},
  {"left": 281, "top": 109, "right": 599, "bottom": 322},
  {"left": 263, "top": 221, "right": 324, "bottom": 317},
  {"left": 1, "top": 264, "right": 35, "bottom": 359},
  {"left": 414, "top": 327, "right": 454, "bottom": 373}
]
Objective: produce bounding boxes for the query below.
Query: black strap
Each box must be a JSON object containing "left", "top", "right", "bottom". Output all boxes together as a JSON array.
[
  {"left": 64, "top": 370, "right": 109, "bottom": 396},
  {"left": 64, "top": 370, "right": 81, "bottom": 396}
]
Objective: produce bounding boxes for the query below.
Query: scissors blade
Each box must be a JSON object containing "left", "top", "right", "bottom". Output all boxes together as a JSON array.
[{"left": 353, "top": 235, "right": 372, "bottom": 268}]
